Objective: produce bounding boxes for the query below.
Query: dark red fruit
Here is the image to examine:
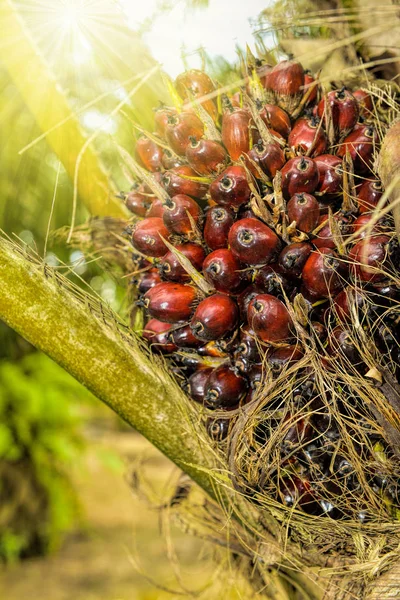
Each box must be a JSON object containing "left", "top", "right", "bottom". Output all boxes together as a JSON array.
[
  {"left": 165, "top": 112, "right": 204, "bottom": 156},
  {"left": 159, "top": 243, "right": 205, "bottom": 282},
  {"left": 203, "top": 249, "right": 242, "bottom": 293},
  {"left": 137, "top": 270, "right": 162, "bottom": 294},
  {"left": 353, "top": 214, "right": 390, "bottom": 239},
  {"left": 154, "top": 105, "right": 178, "bottom": 138},
  {"left": 258, "top": 103, "right": 291, "bottom": 138},
  {"left": 329, "top": 326, "right": 361, "bottom": 364},
  {"left": 279, "top": 476, "right": 314, "bottom": 508},
  {"left": 237, "top": 285, "right": 262, "bottom": 322},
  {"left": 162, "top": 149, "right": 184, "bottom": 170},
  {"left": 264, "top": 59, "right": 305, "bottom": 112},
  {"left": 280, "top": 157, "right": 319, "bottom": 199},
  {"left": 131, "top": 217, "right": 169, "bottom": 257},
  {"left": 288, "top": 116, "right": 327, "bottom": 157},
  {"left": 253, "top": 265, "right": 293, "bottom": 296},
  {"left": 143, "top": 319, "right": 177, "bottom": 353},
  {"left": 162, "top": 166, "right": 209, "bottom": 199},
  {"left": 190, "top": 294, "right": 239, "bottom": 341},
  {"left": 356, "top": 179, "right": 384, "bottom": 214},
  {"left": 349, "top": 235, "right": 396, "bottom": 283},
  {"left": 135, "top": 136, "right": 163, "bottom": 172},
  {"left": 287, "top": 193, "right": 320, "bottom": 233},
  {"left": 267, "top": 345, "right": 304, "bottom": 373},
  {"left": 313, "top": 214, "right": 353, "bottom": 250},
  {"left": 332, "top": 287, "right": 368, "bottom": 322},
  {"left": 302, "top": 248, "right": 346, "bottom": 298},
  {"left": 221, "top": 107, "right": 253, "bottom": 160},
  {"left": 145, "top": 197, "right": 166, "bottom": 218},
  {"left": 204, "top": 366, "right": 247, "bottom": 409},
  {"left": 204, "top": 206, "right": 235, "bottom": 250},
  {"left": 206, "top": 417, "right": 231, "bottom": 441},
  {"left": 246, "top": 139, "right": 285, "bottom": 179},
  {"left": 228, "top": 218, "right": 281, "bottom": 265},
  {"left": 186, "top": 137, "right": 227, "bottom": 175},
  {"left": 124, "top": 189, "right": 152, "bottom": 216},
  {"left": 317, "top": 88, "right": 359, "bottom": 137},
  {"left": 247, "top": 294, "right": 292, "bottom": 342},
  {"left": 143, "top": 282, "right": 197, "bottom": 323},
  {"left": 314, "top": 154, "right": 343, "bottom": 196},
  {"left": 234, "top": 326, "right": 261, "bottom": 365},
  {"left": 175, "top": 69, "right": 217, "bottom": 120},
  {"left": 210, "top": 166, "right": 251, "bottom": 209},
  {"left": 186, "top": 368, "right": 213, "bottom": 403},
  {"left": 337, "top": 125, "right": 379, "bottom": 174},
  {"left": 352, "top": 89, "right": 373, "bottom": 117},
  {"left": 303, "top": 71, "right": 318, "bottom": 105},
  {"left": 162, "top": 194, "right": 202, "bottom": 235},
  {"left": 278, "top": 242, "right": 313, "bottom": 278},
  {"left": 169, "top": 324, "right": 202, "bottom": 348}
]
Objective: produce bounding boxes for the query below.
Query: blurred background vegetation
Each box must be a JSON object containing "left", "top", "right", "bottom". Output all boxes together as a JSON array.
[{"left": 1, "top": 0, "right": 399, "bottom": 598}]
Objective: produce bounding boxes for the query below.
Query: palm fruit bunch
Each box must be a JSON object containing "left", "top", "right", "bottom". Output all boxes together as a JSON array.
[{"left": 121, "top": 57, "right": 400, "bottom": 523}]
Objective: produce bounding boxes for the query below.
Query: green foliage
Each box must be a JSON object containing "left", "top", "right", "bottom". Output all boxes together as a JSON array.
[{"left": 0, "top": 351, "right": 95, "bottom": 562}]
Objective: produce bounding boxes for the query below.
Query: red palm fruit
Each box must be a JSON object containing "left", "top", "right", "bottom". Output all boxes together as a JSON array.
[
  {"left": 169, "top": 324, "right": 202, "bottom": 348},
  {"left": 186, "top": 137, "right": 227, "bottom": 175},
  {"left": 162, "top": 166, "right": 208, "bottom": 199},
  {"left": 313, "top": 215, "right": 353, "bottom": 250},
  {"left": 303, "top": 71, "right": 318, "bottom": 105},
  {"left": 314, "top": 154, "right": 343, "bottom": 196},
  {"left": 288, "top": 116, "right": 327, "bottom": 157},
  {"left": 348, "top": 235, "right": 396, "bottom": 283},
  {"left": 175, "top": 69, "right": 216, "bottom": 119},
  {"left": 253, "top": 265, "right": 293, "bottom": 296},
  {"left": 352, "top": 89, "right": 373, "bottom": 117},
  {"left": 264, "top": 59, "right": 305, "bottom": 113},
  {"left": 154, "top": 105, "right": 178, "bottom": 138},
  {"left": 329, "top": 326, "right": 360, "bottom": 363},
  {"left": 278, "top": 242, "right": 313, "bottom": 279},
  {"left": 311, "top": 321, "right": 327, "bottom": 344},
  {"left": 279, "top": 476, "right": 314, "bottom": 508},
  {"left": 229, "top": 218, "right": 281, "bottom": 265},
  {"left": 206, "top": 417, "right": 231, "bottom": 442},
  {"left": 137, "top": 270, "right": 162, "bottom": 294},
  {"left": 143, "top": 319, "right": 177, "bottom": 353},
  {"left": 135, "top": 136, "right": 163, "bottom": 172},
  {"left": 268, "top": 345, "right": 304, "bottom": 374},
  {"left": 280, "top": 157, "right": 319, "bottom": 199},
  {"left": 204, "top": 366, "right": 247, "bottom": 409},
  {"left": 302, "top": 248, "right": 346, "bottom": 298},
  {"left": 175, "top": 69, "right": 214, "bottom": 98},
  {"left": 204, "top": 206, "right": 234, "bottom": 250},
  {"left": 203, "top": 249, "right": 242, "bottom": 293},
  {"left": 337, "top": 125, "right": 379, "bottom": 174},
  {"left": 317, "top": 88, "right": 359, "bottom": 137},
  {"left": 162, "top": 194, "right": 202, "bottom": 235},
  {"left": 124, "top": 189, "right": 152, "bottom": 217},
  {"left": 210, "top": 165, "right": 251, "bottom": 209},
  {"left": 221, "top": 107, "right": 253, "bottom": 160},
  {"left": 248, "top": 294, "right": 292, "bottom": 342},
  {"left": 186, "top": 368, "right": 213, "bottom": 403},
  {"left": 190, "top": 294, "right": 239, "bottom": 341},
  {"left": 356, "top": 179, "right": 384, "bottom": 213},
  {"left": 246, "top": 139, "right": 285, "bottom": 179},
  {"left": 287, "top": 193, "right": 320, "bottom": 233},
  {"left": 258, "top": 103, "right": 291, "bottom": 138},
  {"left": 332, "top": 287, "right": 368, "bottom": 322},
  {"left": 162, "top": 149, "right": 185, "bottom": 170},
  {"left": 141, "top": 172, "right": 163, "bottom": 195},
  {"left": 235, "top": 326, "right": 261, "bottom": 365},
  {"left": 131, "top": 217, "right": 169, "bottom": 257},
  {"left": 165, "top": 112, "right": 204, "bottom": 156},
  {"left": 159, "top": 243, "right": 205, "bottom": 282},
  {"left": 237, "top": 284, "right": 262, "bottom": 322},
  {"left": 143, "top": 282, "right": 197, "bottom": 323},
  {"left": 146, "top": 197, "right": 166, "bottom": 218}
]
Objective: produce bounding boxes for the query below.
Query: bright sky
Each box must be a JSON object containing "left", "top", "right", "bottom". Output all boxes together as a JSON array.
[{"left": 121, "top": 0, "right": 272, "bottom": 77}]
